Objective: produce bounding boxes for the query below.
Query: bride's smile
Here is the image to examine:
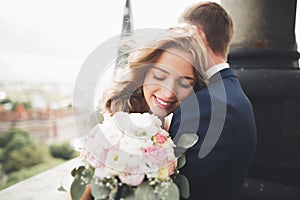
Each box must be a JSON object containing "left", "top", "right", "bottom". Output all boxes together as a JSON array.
[{"left": 154, "top": 95, "right": 176, "bottom": 109}]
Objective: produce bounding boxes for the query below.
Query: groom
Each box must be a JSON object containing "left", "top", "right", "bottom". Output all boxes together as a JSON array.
[{"left": 169, "top": 2, "right": 257, "bottom": 200}]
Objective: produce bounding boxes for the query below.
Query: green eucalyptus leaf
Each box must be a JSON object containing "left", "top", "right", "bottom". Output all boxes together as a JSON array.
[
  {"left": 117, "top": 184, "right": 135, "bottom": 200},
  {"left": 71, "top": 167, "right": 77, "bottom": 177},
  {"left": 90, "top": 181, "right": 110, "bottom": 200},
  {"left": 177, "top": 154, "right": 186, "bottom": 169},
  {"left": 89, "top": 111, "right": 104, "bottom": 126},
  {"left": 77, "top": 166, "right": 85, "bottom": 176},
  {"left": 123, "top": 192, "right": 135, "bottom": 200},
  {"left": 57, "top": 185, "right": 67, "bottom": 192},
  {"left": 173, "top": 174, "right": 190, "bottom": 199},
  {"left": 176, "top": 133, "right": 198, "bottom": 149},
  {"left": 70, "top": 176, "right": 86, "bottom": 200},
  {"left": 135, "top": 182, "right": 157, "bottom": 200},
  {"left": 159, "top": 182, "right": 180, "bottom": 200},
  {"left": 84, "top": 172, "right": 93, "bottom": 183}
]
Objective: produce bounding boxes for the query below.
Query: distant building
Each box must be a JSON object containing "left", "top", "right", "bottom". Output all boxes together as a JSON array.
[{"left": 0, "top": 104, "right": 77, "bottom": 144}]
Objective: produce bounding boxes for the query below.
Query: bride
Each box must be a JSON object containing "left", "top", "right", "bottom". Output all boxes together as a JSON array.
[{"left": 79, "top": 23, "right": 209, "bottom": 200}]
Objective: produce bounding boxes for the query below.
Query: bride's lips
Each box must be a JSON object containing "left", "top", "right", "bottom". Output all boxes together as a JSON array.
[{"left": 153, "top": 96, "right": 176, "bottom": 109}]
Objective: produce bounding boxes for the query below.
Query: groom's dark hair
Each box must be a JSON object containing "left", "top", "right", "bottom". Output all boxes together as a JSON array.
[{"left": 179, "top": 1, "right": 233, "bottom": 58}]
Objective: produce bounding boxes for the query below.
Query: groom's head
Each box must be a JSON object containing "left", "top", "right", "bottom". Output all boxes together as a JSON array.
[{"left": 179, "top": 1, "right": 233, "bottom": 60}]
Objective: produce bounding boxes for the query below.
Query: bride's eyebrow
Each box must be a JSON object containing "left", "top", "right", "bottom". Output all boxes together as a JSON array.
[
  {"left": 152, "top": 66, "right": 170, "bottom": 75},
  {"left": 183, "top": 76, "right": 196, "bottom": 81}
]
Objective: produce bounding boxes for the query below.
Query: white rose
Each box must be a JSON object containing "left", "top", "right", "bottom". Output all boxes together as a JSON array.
[
  {"left": 118, "top": 134, "right": 152, "bottom": 154},
  {"left": 84, "top": 121, "right": 122, "bottom": 153},
  {"left": 94, "top": 167, "right": 110, "bottom": 179},
  {"left": 113, "top": 112, "right": 162, "bottom": 138}
]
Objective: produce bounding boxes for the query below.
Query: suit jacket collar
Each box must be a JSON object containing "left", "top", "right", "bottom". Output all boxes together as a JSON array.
[
  {"left": 208, "top": 67, "right": 237, "bottom": 83},
  {"left": 206, "top": 63, "right": 229, "bottom": 79}
]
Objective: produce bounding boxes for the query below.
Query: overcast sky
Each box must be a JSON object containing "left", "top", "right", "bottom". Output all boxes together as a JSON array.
[{"left": 0, "top": 0, "right": 298, "bottom": 85}]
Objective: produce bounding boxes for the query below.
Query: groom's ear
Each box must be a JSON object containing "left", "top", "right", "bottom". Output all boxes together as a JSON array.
[{"left": 196, "top": 27, "right": 209, "bottom": 47}]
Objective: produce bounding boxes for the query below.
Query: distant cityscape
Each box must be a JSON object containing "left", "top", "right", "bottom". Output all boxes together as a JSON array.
[{"left": 0, "top": 81, "right": 78, "bottom": 144}]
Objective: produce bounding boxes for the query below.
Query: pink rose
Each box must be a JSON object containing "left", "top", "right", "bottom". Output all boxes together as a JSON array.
[
  {"left": 152, "top": 133, "right": 168, "bottom": 145},
  {"left": 118, "top": 165, "right": 145, "bottom": 186},
  {"left": 143, "top": 145, "right": 168, "bottom": 168}
]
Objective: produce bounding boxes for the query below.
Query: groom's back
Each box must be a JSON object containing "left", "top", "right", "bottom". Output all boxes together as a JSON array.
[{"left": 170, "top": 68, "right": 257, "bottom": 200}]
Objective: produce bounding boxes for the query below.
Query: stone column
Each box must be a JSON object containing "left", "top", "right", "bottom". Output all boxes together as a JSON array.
[
  {"left": 221, "top": 0, "right": 300, "bottom": 190},
  {"left": 221, "top": 0, "right": 299, "bottom": 68}
]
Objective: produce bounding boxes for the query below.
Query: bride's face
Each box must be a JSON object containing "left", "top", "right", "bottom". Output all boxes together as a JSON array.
[{"left": 143, "top": 48, "right": 196, "bottom": 117}]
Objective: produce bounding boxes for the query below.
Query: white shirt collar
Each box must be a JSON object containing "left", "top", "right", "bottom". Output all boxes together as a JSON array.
[{"left": 206, "top": 63, "right": 230, "bottom": 79}]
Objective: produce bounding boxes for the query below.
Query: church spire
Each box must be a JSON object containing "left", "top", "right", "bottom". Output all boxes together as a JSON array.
[
  {"left": 121, "top": 0, "right": 133, "bottom": 37},
  {"left": 116, "top": 0, "right": 134, "bottom": 70}
]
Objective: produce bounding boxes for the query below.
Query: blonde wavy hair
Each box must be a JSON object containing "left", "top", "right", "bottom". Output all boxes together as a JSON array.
[{"left": 105, "top": 23, "right": 208, "bottom": 114}]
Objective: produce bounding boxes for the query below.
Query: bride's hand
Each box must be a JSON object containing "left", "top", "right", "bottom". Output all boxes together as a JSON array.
[{"left": 79, "top": 185, "right": 93, "bottom": 200}]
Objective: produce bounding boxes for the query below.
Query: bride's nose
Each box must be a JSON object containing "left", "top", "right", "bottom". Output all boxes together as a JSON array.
[{"left": 161, "top": 79, "right": 177, "bottom": 98}]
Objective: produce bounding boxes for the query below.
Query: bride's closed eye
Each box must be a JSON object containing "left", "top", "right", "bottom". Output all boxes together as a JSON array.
[
  {"left": 178, "top": 78, "right": 194, "bottom": 88},
  {"left": 152, "top": 72, "right": 166, "bottom": 81},
  {"left": 152, "top": 72, "right": 194, "bottom": 89}
]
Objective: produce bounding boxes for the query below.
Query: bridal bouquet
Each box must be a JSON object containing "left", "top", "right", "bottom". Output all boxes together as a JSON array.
[{"left": 70, "top": 112, "right": 198, "bottom": 200}]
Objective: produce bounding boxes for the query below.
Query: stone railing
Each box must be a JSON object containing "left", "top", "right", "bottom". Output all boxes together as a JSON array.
[{"left": 0, "top": 158, "right": 81, "bottom": 200}]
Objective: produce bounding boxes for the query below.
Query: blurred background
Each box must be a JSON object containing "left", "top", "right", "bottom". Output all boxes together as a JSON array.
[{"left": 0, "top": 0, "right": 299, "bottom": 199}]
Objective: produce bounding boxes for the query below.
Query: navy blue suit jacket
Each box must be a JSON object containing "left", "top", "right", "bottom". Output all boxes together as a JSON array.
[{"left": 169, "top": 68, "right": 257, "bottom": 200}]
